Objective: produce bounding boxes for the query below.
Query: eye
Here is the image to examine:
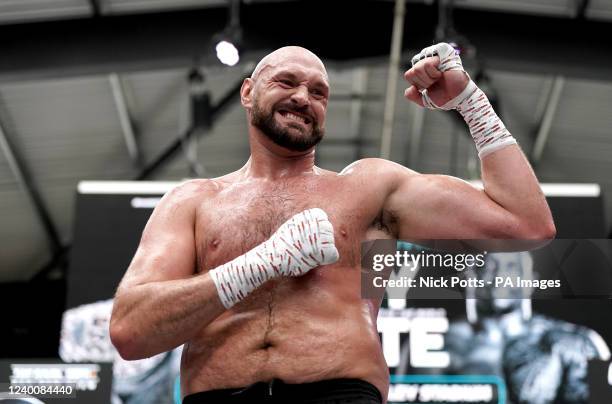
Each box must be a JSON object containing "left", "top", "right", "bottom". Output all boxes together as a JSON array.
[
  {"left": 311, "top": 89, "right": 327, "bottom": 99},
  {"left": 278, "top": 79, "right": 295, "bottom": 88}
]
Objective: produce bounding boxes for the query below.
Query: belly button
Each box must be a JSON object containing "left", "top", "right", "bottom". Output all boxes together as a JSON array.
[
  {"left": 210, "top": 238, "right": 220, "bottom": 249},
  {"left": 340, "top": 228, "right": 348, "bottom": 238}
]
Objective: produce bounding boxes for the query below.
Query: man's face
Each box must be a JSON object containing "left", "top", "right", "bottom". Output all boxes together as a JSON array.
[{"left": 250, "top": 60, "right": 329, "bottom": 152}]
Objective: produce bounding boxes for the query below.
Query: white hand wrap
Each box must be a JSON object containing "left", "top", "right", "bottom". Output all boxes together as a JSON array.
[
  {"left": 209, "top": 208, "right": 339, "bottom": 309},
  {"left": 411, "top": 43, "right": 517, "bottom": 158}
]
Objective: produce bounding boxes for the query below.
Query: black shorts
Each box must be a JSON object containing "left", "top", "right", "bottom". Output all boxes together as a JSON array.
[{"left": 182, "top": 378, "right": 382, "bottom": 404}]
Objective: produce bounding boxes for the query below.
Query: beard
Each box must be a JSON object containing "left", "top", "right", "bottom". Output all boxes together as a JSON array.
[{"left": 251, "top": 99, "right": 324, "bottom": 152}]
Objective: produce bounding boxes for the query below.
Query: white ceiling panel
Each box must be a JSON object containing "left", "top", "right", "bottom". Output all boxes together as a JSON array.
[
  {"left": 456, "top": 0, "right": 578, "bottom": 17},
  {"left": 0, "top": 0, "right": 91, "bottom": 24},
  {"left": 0, "top": 77, "right": 135, "bottom": 182},
  {"left": 586, "top": 0, "right": 612, "bottom": 21},
  {"left": 0, "top": 158, "right": 14, "bottom": 189},
  {"left": 100, "top": 0, "right": 225, "bottom": 14}
]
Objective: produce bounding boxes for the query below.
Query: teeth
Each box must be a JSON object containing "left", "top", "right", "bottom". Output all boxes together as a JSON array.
[{"left": 284, "top": 112, "right": 306, "bottom": 124}]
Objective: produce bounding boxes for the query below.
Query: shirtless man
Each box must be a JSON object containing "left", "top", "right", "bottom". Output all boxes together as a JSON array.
[{"left": 109, "top": 43, "right": 555, "bottom": 403}]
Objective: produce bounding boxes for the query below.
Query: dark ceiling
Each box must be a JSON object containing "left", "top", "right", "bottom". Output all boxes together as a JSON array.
[{"left": 1, "top": 0, "right": 611, "bottom": 83}]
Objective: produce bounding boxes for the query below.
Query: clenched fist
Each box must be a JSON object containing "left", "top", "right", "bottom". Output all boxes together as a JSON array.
[{"left": 403, "top": 43, "right": 470, "bottom": 109}]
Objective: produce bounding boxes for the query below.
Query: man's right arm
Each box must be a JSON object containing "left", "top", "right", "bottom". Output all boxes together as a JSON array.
[
  {"left": 110, "top": 180, "right": 225, "bottom": 361},
  {"left": 110, "top": 181, "right": 339, "bottom": 361}
]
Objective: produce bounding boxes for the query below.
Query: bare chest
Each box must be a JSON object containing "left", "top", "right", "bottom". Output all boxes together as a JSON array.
[{"left": 194, "top": 178, "right": 375, "bottom": 273}]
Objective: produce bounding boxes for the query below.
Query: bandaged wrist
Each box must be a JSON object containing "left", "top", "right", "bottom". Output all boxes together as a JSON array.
[
  {"left": 209, "top": 208, "right": 338, "bottom": 309},
  {"left": 412, "top": 43, "right": 517, "bottom": 158},
  {"left": 455, "top": 82, "right": 517, "bottom": 158}
]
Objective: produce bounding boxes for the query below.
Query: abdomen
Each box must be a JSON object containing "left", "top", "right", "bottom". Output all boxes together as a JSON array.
[{"left": 181, "top": 266, "right": 388, "bottom": 397}]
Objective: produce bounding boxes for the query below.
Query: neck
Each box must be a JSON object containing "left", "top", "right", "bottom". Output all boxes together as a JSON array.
[{"left": 241, "top": 129, "right": 318, "bottom": 180}]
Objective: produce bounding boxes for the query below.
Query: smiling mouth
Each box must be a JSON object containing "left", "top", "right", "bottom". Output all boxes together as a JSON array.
[{"left": 277, "top": 110, "right": 312, "bottom": 125}]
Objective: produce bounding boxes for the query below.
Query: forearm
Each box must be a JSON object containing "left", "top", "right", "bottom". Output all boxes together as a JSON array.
[
  {"left": 480, "top": 145, "right": 554, "bottom": 237},
  {"left": 452, "top": 74, "right": 554, "bottom": 237},
  {"left": 110, "top": 208, "right": 339, "bottom": 360},
  {"left": 458, "top": 82, "right": 554, "bottom": 236},
  {"left": 110, "top": 274, "right": 224, "bottom": 360}
]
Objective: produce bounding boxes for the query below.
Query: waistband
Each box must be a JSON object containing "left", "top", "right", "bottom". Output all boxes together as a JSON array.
[{"left": 182, "top": 378, "right": 382, "bottom": 403}]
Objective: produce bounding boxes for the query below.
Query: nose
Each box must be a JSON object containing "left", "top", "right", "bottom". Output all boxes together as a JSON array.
[{"left": 290, "top": 85, "right": 310, "bottom": 108}]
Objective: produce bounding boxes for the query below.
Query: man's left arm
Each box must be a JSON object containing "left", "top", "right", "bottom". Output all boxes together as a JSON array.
[
  {"left": 382, "top": 43, "right": 556, "bottom": 240},
  {"left": 379, "top": 153, "right": 554, "bottom": 240}
]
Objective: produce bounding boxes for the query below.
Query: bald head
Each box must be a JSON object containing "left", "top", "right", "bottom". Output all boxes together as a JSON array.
[
  {"left": 241, "top": 46, "right": 329, "bottom": 153},
  {"left": 251, "top": 46, "right": 328, "bottom": 82}
]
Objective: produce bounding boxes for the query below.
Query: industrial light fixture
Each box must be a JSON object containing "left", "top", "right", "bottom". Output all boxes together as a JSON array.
[
  {"left": 216, "top": 39, "right": 240, "bottom": 66},
  {"left": 214, "top": 0, "right": 242, "bottom": 66}
]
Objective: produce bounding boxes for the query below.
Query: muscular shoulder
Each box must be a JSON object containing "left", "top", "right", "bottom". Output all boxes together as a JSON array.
[
  {"left": 340, "top": 158, "right": 416, "bottom": 177},
  {"left": 164, "top": 179, "right": 222, "bottom": 202},
  {"left": 151, "top": 179, "right": 224, "bottom": 223},
  {"left": 340, "top": 158, "right": 418, "bottom": 191}
]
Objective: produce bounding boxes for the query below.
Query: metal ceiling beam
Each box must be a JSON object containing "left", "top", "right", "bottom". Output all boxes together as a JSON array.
[
  {"left": 351, "top": 68, "right": 368, "bottom": 160},
  {"left": 0, "top": 120, "right": 64, "bottom": 258},
  {"left": 31, "top": 243, "right": 71, "bottom": 282},
  {"left": 575, "top": 0, "right": 590, "bottom": 19},
  {"left": 0, "top": 2, "right": 610, "bottom": 83},
  {"left": 109, "top": 73, "right": 141, "bottom": 167},
  {"left": 89, "top": 0, "right": 102, "bottom": 17},
  {"left": 531, "top": 76, "right": 555, "bottom": 129},
  {"left": 531, "top": 75, "right": 565, "bottom": 165},
  {"left": 379, "top": 0, "right": 406, "bottom": 160},
  {"left": 406, "top": 103, "right": 425, "bottom": 168}
]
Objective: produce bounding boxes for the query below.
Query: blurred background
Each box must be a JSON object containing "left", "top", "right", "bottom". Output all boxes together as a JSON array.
[{"left": 0, "top": 0, "right": 611, "bottom": 403}]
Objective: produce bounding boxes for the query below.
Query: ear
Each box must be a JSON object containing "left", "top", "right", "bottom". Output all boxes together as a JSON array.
[{"left": 240, "top": 78, "right": 254, "bottom": 109}]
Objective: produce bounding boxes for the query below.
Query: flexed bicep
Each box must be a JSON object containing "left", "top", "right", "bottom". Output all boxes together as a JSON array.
[{"left": 386, "top": 172, "right": 522, "bottom": 240}]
